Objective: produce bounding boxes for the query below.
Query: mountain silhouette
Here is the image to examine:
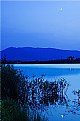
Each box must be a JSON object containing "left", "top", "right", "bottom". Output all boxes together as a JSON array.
[{"left": 1, "top": 47, "right": 80, "bottom": 62}]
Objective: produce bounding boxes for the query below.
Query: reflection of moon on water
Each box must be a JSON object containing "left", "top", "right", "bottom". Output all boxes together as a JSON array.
[{"left": 61, "top": 114, "right": 64, "bottom": 118}]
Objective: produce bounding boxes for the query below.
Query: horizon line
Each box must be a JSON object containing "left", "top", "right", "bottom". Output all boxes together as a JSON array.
[{"left": 1, "top": 46, "right": 80, "bottom": 52}]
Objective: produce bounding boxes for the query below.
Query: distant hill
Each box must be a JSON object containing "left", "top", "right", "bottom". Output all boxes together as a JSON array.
[{"left": 1, "top": 47, "right": 80, "bottom": 62}]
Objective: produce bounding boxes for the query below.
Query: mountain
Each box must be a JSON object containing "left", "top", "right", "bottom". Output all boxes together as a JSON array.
[{"left": 1, "top": 47, "right": 80, "bottom": 62}]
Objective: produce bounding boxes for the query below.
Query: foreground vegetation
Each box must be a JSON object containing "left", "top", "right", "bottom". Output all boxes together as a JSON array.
[
  {"left": 1, "top": 99, "right": 27, "bottom": 121},
  {"left": 1, "top": 64, "right": 67, "bottom": 121},
  {"left": 1, "top": 64, "right": 48, "bottom": 121},
  {"left": 1, "top": 64, "right": 80, "bottom": 121}
]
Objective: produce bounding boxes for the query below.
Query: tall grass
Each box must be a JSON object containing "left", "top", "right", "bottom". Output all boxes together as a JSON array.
[
  {"left": 1, "top": 64, "right": 48, "bottom": 121},
  {"left": 1, "top": 98, "right": 28, "bottom": 121}
]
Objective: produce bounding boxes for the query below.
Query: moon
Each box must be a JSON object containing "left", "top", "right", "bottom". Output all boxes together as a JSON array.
[{"left": 60, "top": 8, "right": 63, "bottom": 11}]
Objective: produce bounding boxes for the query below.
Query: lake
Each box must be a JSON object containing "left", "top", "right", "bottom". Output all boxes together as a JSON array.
[{"left": 14, "top": 64, "right": 80, "bottom": 121}]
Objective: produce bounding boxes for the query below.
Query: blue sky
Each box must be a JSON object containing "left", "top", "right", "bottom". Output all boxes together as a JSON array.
[{"left": 1, "top": 1, "right": 80, "bottom": 50}]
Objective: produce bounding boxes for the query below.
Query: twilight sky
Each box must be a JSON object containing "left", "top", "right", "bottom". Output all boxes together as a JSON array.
[{"left": 1, "top": 1, "right": 80, "bottom": 50}]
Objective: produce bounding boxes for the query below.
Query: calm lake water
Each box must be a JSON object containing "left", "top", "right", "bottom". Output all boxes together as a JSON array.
[{"left": 14, "top": 64, "right": 80, "bottom": 121}]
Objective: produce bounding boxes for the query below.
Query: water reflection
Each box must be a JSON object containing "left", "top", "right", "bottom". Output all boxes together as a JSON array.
[
  {"left": 70, "top": 90, "right": 80, "bottom": 115},
  {"left": 14, "top": 64, "right": 80, "bottom": 120},
  {"left": 18, "top": 75, "right": 80, "bottom": 120}
]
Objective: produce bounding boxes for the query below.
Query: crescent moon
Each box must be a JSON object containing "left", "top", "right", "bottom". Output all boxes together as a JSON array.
[{"left": 60, "top": 8, "right": 63, "bottom": 11}]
